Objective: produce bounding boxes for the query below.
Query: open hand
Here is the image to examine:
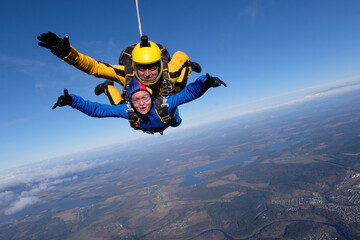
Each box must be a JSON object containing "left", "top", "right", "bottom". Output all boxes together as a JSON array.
[{"left": 37, "top": 32, "right": 71, "bottom": 58}]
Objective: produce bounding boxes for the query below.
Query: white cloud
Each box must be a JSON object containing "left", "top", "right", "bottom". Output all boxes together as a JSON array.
[
  {"left": 24, "top": 182, "right": 53, "bottom": 196},
  {"left": 2, "top": 117, "right": 31, "bottom": 128},
  {"left": 0, "top": 55, "right": 45, "bottom": 75},
  {"left": 179, "top": 75, "right": 360, "bottom": 130},
  {"left": 4, "top": 196, "right": 40, "bottom": 215},
  {"left": 51, "top": 176, "right": 78, "bottom": 185},
  {"left": 0, "top": 191, "right": 15, "bottom": 205},
  {"left": 249, "top": 75, "right": 360, "bottom": 111},
  {"left": 0, "top": 158, "right": 111, "bottom": 215},
  {"left": 0, "top": 177, "right": 79, "bottom": 215},
  {"left": 0, "top": 56, "right": 44, "bottom": 67},
  {"left": 240, "top": 0, "right": 258, "bottom": 20},
  {"left": 0, "top": 160, "right": 110, "bottom": 191}
]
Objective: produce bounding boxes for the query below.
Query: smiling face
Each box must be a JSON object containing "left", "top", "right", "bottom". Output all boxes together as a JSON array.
[
  {"left": 131, "top": 90, "right": 152, "bottom": 115},
  {"left": 136, "top": 63, "right": 160, "bottom": 82}
]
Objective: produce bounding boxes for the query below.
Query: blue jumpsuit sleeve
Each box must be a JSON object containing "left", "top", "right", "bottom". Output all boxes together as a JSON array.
[
  {"left": 70, "top": 95, "right": 129, "bottom": 119},
  {"left": 167, "top": 75, "right": 210, "bottom": 113}
]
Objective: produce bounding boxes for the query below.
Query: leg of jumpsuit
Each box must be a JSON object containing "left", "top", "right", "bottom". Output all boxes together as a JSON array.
[{"left": 104, "top": 85, "right": 124, "bottom": 105}]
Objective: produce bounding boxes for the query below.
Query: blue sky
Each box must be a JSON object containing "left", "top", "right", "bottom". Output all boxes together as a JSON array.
[{"left": 1, "top": 0, "right": 360, "bottom": 169}]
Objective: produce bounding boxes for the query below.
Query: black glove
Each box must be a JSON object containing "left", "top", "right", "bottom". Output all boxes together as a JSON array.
[
  {"left": 52, "top": 89, "right": 73, "bottom": 109},
  {"left": 205, "top": 73, "right": 227, "bottom": 88},
  {"left": 189, "top": 61, "right": 202, "bottom": 73},
  {"left": 37, "top": 32, "right": 71, "bottom": 58}
]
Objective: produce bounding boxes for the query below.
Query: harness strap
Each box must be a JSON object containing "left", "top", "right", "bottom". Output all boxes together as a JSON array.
[
  {"left": 126, "top": 106, "right": 140, "bottom": 130},
  {"left": 122, "top": 76, "right": 133, "bottom": 103},
  {"left": 158, "top": 102, "right": 171, "bottom": 125},
  {"left": 161, "top": 71, "right": 170, "bottom": 98}
]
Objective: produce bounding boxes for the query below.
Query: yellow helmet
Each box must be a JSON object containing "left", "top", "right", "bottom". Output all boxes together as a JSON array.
[{"left": 132, "top": 36, "right": 163, "bottom": 85}]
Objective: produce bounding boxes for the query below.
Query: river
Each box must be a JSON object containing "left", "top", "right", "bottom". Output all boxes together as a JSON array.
[
  {"left": 191, "top": 219, "right": 351, "bottom": 240},
  {"left": 140, "top": 134, "right": 305, "bottom": 187}
]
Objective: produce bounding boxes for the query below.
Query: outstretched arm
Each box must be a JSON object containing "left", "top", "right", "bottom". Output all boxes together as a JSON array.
[
  {"left": 52, "top": 89, "right": 129, "bottom": 119},
  {"left": 37, "top": 32, "right": 126, "bottom": 86},
  {"left": 167, "top": 74, "right": 227, "bottom": 112}
]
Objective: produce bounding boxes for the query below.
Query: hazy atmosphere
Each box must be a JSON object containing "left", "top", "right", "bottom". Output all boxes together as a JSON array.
[
  {"left": 1, "top": 1, "right": 360, "bottom": 239},
  {"left": 1, "top": 0, "right": 360, "bottom": 168}
]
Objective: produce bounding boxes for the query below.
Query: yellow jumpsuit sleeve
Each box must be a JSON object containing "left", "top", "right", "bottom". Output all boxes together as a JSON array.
[{"left": 62, "top": 46, "right": 127, "bottom": 87}]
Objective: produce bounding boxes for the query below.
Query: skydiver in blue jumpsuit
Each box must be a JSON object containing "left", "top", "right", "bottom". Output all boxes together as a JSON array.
[{"left": 52, "top": 74, "right": 227, "bottom": 134}]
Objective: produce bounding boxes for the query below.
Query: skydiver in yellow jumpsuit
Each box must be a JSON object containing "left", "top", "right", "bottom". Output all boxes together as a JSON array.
[{"left": 37, "top": 32, "right": 201, "bottom": 105}]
